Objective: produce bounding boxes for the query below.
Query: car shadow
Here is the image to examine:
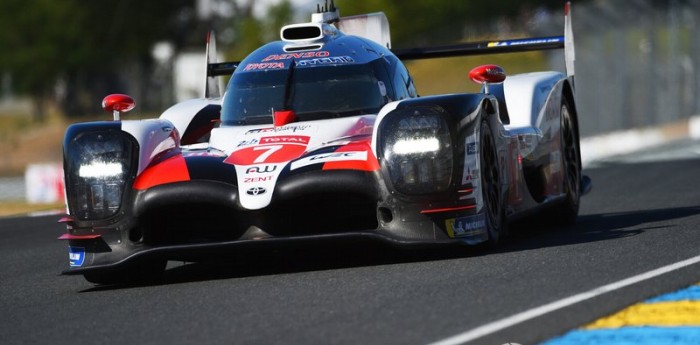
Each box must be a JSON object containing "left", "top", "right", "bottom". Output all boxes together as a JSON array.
[
  {"left": 80, "top": 205, "right": 700, "bottom": 292},
  {"left": 500, "top": 205, "right": 700, "bottom": 252}
]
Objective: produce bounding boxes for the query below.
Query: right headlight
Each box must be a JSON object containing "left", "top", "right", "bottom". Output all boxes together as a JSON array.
[
  {"left": 65, "top": 128, "right": 136, "bottom": 221},
  {"left": 379, "top": 107, "right": 453, "bottom": 194}
]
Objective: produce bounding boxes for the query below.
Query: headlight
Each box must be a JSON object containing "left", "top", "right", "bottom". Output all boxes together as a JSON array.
[
  {"left": 65, "top": 129, "right": 136, "bottom": 220},
  {"left": 379, "top": 107, "right": 453, "bottom": 194}
]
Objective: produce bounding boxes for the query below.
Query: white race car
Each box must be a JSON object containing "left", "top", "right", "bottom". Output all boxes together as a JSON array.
[{"left": 59, "top": 1, "right": 590, "bottom": 284}]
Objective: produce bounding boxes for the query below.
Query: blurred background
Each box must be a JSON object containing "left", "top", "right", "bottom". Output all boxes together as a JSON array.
[{"left": 1, "top": 0, "right": 699, "bottom": 213}]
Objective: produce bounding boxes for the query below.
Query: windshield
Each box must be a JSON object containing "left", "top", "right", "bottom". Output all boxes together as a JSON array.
[{"left": 222, "top": 63, "right": 388, "bottom": 126}]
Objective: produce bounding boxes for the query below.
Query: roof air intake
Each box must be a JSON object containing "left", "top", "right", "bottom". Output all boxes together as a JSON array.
[{"left": 281, "top": 23, "right": 323, "bottom": 42}]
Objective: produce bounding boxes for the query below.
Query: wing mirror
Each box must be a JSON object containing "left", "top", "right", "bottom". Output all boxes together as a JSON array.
[
  {"left": 468, "top": 64, "right": 506, "bottom": 94},
  {"left": 102, "top": 94, "right": 135, "bottom": 121}
]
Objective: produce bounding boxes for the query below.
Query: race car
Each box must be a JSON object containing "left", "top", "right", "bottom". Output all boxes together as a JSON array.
[{"left": 59, "top": 1, "right": 590, "bottom": 284}]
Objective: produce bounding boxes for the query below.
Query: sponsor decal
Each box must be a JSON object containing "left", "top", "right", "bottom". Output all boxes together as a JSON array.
[
  {"left": 463, "top": 167, "right": 479, "bottom": 182},
  {"left": 260, "top": 135, "right": 310, "bottom": 145},
  {"left": 245, "top": 125, "right": 312, "bottom": 135},
  {"left": 462, "top": 133, "right": 480, "bottom": 186},
  {"left": 236, "top": 135, "right": 311, "bottom": 147},
  {"left": 295, "top": 56, "right": 355, "bottom": 66},
  {"left": 226, "top": 144, "right": 307, "bottom": 165},
  {"left": 183, "top": 151, "right": 226, "bottom": 157},
  {"left": 243, "top": 62, "right": 285, "bottom": 71},
  {"left": 68, "top": 246, "right": 85, "bottom": 267},
  {"left": 237, "top": 139, "right": 259, "bottom": 147},
  {"left": 290, "top": 151, "right": 368, "bottom": 170},
  {"left": 262, "top": 51, "right": 330, "bottom": 61},
  {"left": 445, "top": 213, "right": 486, "bottom": 238},
  {"left": 227, "top": 135, "right": 311, "bottom": 166},
  {"left": 245, "top": 165, "right": 278, "bottom": 174},
  {"left": 243, "top": 175, "right": 273, "bottom": 183},
  {"left": 235, "top": 162, "right": 283, "bottom": 209},
  {"left": 246, "top": 187, "right": 267, "bottom": 196},
  {"left": 467, "top": 142, "right": 478, "bottom": 155},
  {"left": 487, "top": 37, "right": 562, "bottom": 47},
  {"left": 487, "top": 41, "right": 509, "bottom": 47}
]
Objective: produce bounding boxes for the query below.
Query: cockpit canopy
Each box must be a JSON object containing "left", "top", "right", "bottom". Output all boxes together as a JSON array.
[{"left": 221, "top": 36, "right": 416, "bottom": 126}]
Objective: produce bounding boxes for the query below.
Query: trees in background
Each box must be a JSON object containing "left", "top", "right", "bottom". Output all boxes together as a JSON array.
[
  {"left": 224, "top": 0, "right": 294, "bottom": 60},
  {"left": 0, "top": 0, "right": 579, "bottom": 119},
  {"left": 335, "top": 0, "right": 575, "bottom": 47},
  {"left": 0, "top": 0, "right": 196, "bottom": 118}
]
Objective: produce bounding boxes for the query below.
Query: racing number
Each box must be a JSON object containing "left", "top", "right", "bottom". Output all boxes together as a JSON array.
[
  {"left": 252, "top": 145, "right": 283, "bottom": 163},
  {"left": 225, "top": 143, "right": 308, "bottom": 165}
]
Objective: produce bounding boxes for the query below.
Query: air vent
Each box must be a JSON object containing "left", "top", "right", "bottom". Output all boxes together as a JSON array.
[
  {"left": 284, "top": 44, "right": 323, "bottom": 52},
  {"left": 281, "top": 23, "right": 323, "bottom": 42}
]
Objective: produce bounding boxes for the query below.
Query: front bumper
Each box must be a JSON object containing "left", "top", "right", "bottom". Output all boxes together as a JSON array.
[
  {"left": 61, "top": 169, "right": 481, "bottom": 275},
  {"left": 61, "top": 231, "right": 467, "bottom": 276}
]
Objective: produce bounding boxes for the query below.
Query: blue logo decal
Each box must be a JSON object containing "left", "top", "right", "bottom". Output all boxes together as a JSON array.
[
  {"left": 452, "top": 214, "right": 486, "bottom": 236},
  {"left": 467, "top": 142, "right": 478, "bottom": 155},
  {"left": 68, "top": 246, "right": 85, "bottom": 267}
]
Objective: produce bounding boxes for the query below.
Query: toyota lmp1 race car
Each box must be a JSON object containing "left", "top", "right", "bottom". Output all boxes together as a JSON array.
[{"left": 59, "top": 2, "right": 591, "bottom": 284}]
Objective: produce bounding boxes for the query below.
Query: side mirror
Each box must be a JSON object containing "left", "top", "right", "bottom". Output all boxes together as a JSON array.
[
  {"left": 102, "top": 94, "right": 135, "bottom": 121},
  {"left": 468, "top": 65, "right": 506, "bottom": 94}
]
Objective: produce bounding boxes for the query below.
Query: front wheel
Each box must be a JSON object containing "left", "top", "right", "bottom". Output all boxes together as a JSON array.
[
  {"left": 552, "top": 97, "right": 581, "bottom": 225},
  {"left": 480, "top": 117, "right": 506, "bottom": 245}
]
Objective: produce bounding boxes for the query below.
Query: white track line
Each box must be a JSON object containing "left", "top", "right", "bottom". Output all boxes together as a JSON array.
[{"left": 427, "top": 254, "right": 700, "bottom": 345}]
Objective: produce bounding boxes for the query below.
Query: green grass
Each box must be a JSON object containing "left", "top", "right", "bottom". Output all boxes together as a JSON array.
[{"left": 406, "top": 51, "right": 551, "bottom": 96}]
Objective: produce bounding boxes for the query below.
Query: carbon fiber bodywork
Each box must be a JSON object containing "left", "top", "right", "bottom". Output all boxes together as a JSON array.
[{"left": 59, "top": 6, "right": 587, "bottom": 281}]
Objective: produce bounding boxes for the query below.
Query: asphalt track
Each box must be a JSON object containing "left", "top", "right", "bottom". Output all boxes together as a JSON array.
[{"left": 2, "top": 141, "right": 700, "bottom": 345}]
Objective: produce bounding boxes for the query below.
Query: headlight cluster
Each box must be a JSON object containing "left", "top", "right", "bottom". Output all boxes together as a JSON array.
[
  {"left": 65, "top": 130, "right": 135, "bottom": 220},
  {"left": 380, "top": 107, "right": 453, "bottom": 194}
]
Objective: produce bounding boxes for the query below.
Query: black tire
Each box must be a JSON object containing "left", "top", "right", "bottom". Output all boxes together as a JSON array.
[
  {"left": 83, "top": 260, "right": 167, "bottom": 285},
  {"left": 480, "top": 117, "right": 506, "bottom": 245},
  {"left": 552, "top": 97, "right": 581, "bottom": 225}
]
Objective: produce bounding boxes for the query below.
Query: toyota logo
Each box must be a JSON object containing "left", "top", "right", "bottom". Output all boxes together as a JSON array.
[{"left": 246, "top": 187, "right": 267, "bottom": 196}]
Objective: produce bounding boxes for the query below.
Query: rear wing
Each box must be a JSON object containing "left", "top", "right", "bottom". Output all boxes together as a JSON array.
[
  {"left": 392, "top": 36, "right": 564, "bottom": 60},
  {"left": 393, "top": 1, "right": 575, "bottom": 77},
  {"left": 203, "top": 2, "right": 575, "bottom": 98}
]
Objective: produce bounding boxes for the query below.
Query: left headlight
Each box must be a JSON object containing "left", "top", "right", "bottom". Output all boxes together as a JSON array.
[
  {"left": 65, "top": 129, "right": 136, "bottom": 220},
  {"left": 379, "top": 107, "right": 453, "bottom": 194}
]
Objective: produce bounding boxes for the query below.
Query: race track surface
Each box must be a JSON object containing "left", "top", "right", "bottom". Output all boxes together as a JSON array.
[{"left": 2, "top": 143, "right": 700, "bottom": 345}]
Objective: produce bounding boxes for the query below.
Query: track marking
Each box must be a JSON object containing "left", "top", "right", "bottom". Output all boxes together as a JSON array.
[
  {"left": 583, "top": 301, "right": 700, "bottom": 329},
  {"left": 427, "top": 254, "right": 700, "bottom": 345}
]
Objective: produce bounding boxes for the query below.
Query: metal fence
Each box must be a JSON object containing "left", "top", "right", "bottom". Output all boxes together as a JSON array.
[{"left": 545, "top": 0, "right": 700, "bottom": 137}]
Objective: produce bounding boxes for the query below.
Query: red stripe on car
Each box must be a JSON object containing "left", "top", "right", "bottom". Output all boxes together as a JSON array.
[
  {"left": 133, "top": 154, "right": 190, "bottom": 190},
  {"left": 420, "top": 204, "right": 476, "bottom": 214},
  {"left": 58, "top": 233, "right": 101, "bottom": 240}
]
